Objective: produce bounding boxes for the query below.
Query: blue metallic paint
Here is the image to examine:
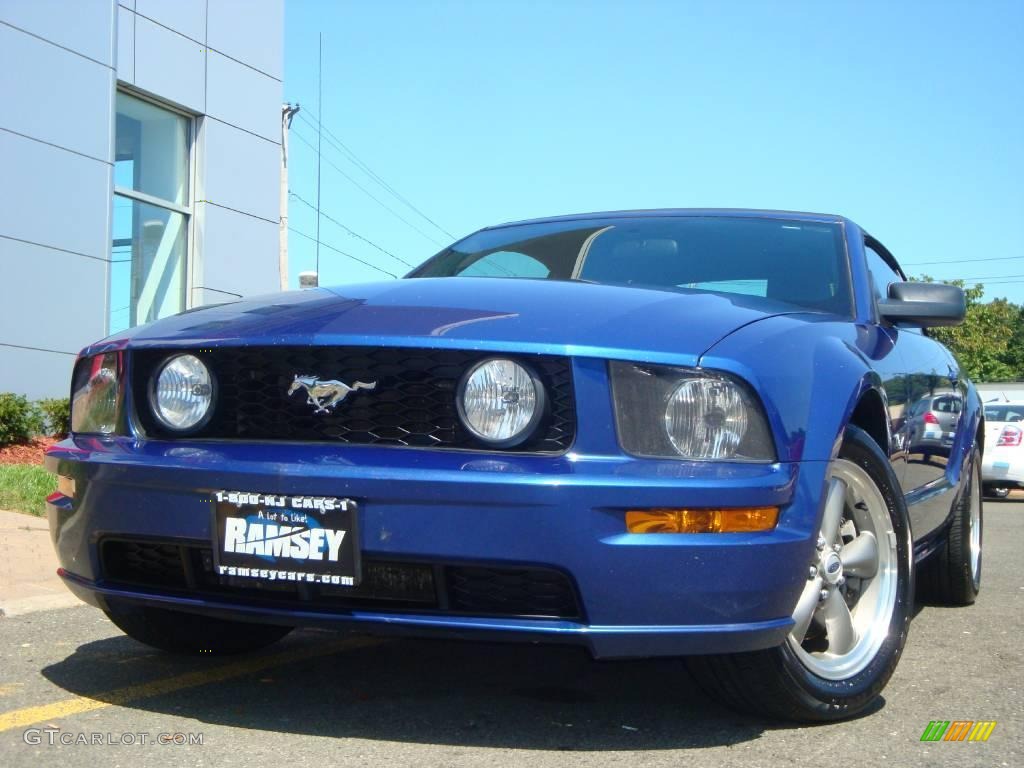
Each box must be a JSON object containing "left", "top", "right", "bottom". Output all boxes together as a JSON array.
[{"left": 46, "top": 210, "right": 980, "bottom": 658}]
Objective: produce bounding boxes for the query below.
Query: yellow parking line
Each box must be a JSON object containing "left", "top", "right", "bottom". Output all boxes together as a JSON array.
[{"left": 0, "top": 636, "right": 377, "bottom": 732}]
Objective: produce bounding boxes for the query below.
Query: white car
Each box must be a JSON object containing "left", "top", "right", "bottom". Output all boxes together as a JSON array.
[{"left": 982, "top": 402, "right": 1024, "bottom": 498}]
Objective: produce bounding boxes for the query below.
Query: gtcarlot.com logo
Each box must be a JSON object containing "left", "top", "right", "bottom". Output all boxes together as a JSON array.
[
  {"left": 23, "top": 729, "right": 204, "bottom": 746},
  {"left": 920, "top": 720, "right": 996, "bottom": 742}
]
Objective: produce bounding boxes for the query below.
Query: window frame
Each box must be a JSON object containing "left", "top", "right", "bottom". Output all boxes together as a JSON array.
[
  {"left": 863, "top": 234, "right": 911, "bottom": 325},
  {"left": 110, "top": 87, "right": 197, "bottom": 335}
]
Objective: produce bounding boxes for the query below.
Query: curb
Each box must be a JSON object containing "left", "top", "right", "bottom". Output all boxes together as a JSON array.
[{"left": 0, "top": 592, "right": 81, "bottom": 618}]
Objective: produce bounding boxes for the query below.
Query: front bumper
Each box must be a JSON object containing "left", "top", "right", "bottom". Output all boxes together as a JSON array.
[
  {"left": 981, "top": 447, "right": 1024, "bottom": 488},
  {"left": 45, "top": 437, "right": 826, "bottom": 658}
]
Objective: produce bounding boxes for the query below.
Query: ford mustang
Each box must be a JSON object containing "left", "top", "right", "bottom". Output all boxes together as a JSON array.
[{"left": 45, "top": 209, "right": 984, "bottom": 721}]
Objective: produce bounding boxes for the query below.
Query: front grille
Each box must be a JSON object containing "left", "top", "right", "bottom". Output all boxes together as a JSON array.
[
  {"left": 132, "top": 346, "right": 575, "bottom": 452},
  {"left": 446, "top": 565, "right": 581, "bottom": 618},
  {"left": 104, "top": 540, "right": 187, "bottom": 589},
  {"left": 100, "top": 539, "right": 582, "bottom": 620}
]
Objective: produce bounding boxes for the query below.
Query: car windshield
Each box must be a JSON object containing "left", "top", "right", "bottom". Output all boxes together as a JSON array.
[
  {"left": 410, "top": 216, "right": 852, "bottom": 315},
  {"left": 984, "top": 405, "right": 1024, "bottom": 422}
]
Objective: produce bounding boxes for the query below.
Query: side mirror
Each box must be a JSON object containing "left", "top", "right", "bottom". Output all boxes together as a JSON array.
[{"left": 878, "top": 282, "right": 966, "bottom": 327}]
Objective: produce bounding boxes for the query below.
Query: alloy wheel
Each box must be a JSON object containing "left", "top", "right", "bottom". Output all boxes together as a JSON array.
[{"left": 787, "top": 458, "right": 899, "bottom": 680}]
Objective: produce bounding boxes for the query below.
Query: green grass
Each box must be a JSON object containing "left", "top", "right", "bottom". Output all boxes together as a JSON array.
[{"left": 0, "top": 464, "right": 57, "bottom": 517}]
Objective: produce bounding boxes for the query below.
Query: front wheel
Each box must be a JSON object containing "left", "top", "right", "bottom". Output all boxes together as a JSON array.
[{"left": 689, "top": 426, "right": 913, "bottom": 721}]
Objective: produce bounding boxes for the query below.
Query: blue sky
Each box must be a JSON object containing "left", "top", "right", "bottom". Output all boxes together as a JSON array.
[{"left": 283, "top": 0, "right": 1023, "bottom": 302}]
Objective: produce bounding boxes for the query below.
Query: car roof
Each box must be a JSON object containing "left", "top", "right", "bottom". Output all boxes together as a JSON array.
[{"left": 486, "top": 208, "right": 848, "bottom": 231}]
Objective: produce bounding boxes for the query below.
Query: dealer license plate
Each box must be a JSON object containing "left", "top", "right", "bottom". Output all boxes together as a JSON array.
[{"left": 212, "top": 490, "right": 360, "bottom": 586}]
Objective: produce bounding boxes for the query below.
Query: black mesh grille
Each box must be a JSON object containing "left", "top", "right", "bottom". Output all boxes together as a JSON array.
[
  {"left": 99, "top": 539, "right": 582, "bottom": 620},
  {"left": 103, "top": 540, "right": 188, "bottom": 589},
  {"left": 446, "top": 566, "right": 580, "bottom": 618},
  {"left": 132, "top": 346, "right": 575, "bottom": 452}
]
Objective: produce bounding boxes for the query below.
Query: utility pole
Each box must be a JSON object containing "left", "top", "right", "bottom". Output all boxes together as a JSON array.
[{"left": 279, "top": 102, "right": 300, "bottom": 290}]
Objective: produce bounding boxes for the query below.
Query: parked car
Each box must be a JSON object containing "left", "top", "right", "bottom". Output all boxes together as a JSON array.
[
  {"left": 46, "top": 209, "right": 982, "bottom": 722},
  {"left": 981, "top": 402, "right": 1024, "bottom": 498},
  {"left": 907, "top": 392, "right": 962, "bottom": 460}
]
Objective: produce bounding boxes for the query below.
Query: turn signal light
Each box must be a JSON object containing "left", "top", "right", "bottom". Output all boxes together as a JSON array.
[{"left": 626, "top": 507, "right": 779, "bottom": 534}]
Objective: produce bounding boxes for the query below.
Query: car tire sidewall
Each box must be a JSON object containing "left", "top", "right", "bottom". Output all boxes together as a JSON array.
[
  {"left": 956, "top": 449, "right": 983, "bottom": 598},
  {"left": 774, "top": 426, "right": 914, "bottom": 716}
]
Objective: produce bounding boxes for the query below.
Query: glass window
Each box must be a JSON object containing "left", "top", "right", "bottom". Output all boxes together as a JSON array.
[
  {"left": 110, "top": 93, "right": 191, "bottom": 333},
  {"left": 865, "top": 242, "right": 902, "bottom": 302},
  {"left": 114, "top": 92, "right": 189, "bottom": 205},
  {"left": 457, "top": 250, "right": 550, "bottom": 278},
  {"left": 111, "top": 200, "right": 187, "bottom": 328},
  {"left": 985, "top": 405, "right": 1024, "bottom": 422},
  {"left": 412, "top": 217, "right": 851, "bottom": 315}
]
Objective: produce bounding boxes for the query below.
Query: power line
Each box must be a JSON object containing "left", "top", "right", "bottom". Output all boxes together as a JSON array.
[
  {"left": 925, "top": 277, "right": 1024, "bottom": 288},
  {"left": 288, "top": 191, "right": 417, "bottom": 268},
  {"left": 289, "top": 128, "right": 446, "bottom": 248},
  {"left": 288, "top": 226, "right": 397, "bottom": 278},
  {"left": 296, "top": 110, "right": 455, "bottom": 240},
  {"left": 903, "top": 255, "right": 1024, "bottom": 267},
  {"left": 948, "top": 273, "right": 1024, "bottom": 282}
]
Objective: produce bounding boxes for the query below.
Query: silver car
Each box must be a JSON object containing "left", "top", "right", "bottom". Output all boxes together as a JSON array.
[{"left": 907, "top": 393, "right": 962, "bottom": 460}]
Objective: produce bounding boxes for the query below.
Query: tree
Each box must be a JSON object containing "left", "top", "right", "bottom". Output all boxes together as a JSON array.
[{"left": 918, "top": 277, "right": 1022, "bottom": 382}]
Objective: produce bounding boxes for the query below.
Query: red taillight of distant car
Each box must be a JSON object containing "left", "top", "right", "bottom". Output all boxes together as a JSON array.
[
  {"left": 924, "top": 412, "right": 940, "bottom": 425},
  {"left": 997, "top": 425, "right": 1022, "bottom": 446}
]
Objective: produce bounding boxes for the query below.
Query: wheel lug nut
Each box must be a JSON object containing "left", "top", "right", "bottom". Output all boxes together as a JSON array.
[
  {"left": 819, "top": 589, "right": 830, "bottom": 602},
  {"left": 816, "top": 536, "right": 826, "bottom": 550},
  {"left": 809, "top": 566, "right": 817, "bottom": 579}
]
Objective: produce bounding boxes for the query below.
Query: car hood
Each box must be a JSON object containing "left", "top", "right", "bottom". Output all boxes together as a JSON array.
[{"left": 91, "top": 278, "right": 810, "bottom": 364}]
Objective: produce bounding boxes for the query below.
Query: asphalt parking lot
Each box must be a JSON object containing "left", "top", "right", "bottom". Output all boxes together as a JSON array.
[{"left": 1, "top": 503, "right": 1021, "bottom": 768}]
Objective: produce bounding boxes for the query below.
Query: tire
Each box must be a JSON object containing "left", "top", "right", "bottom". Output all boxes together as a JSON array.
[
  {"left": 917, "top": 449, "right": 982, "bottom": 605},
  {"left": 104, "top": 601, "right": 293, "bottom": 655},
  {"left": 688, "top": 426, "right": 913, "bottom": 722}
]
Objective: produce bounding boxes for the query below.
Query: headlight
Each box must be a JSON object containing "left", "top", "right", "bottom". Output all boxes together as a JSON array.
[
  {"left": 151, "top": 354, "right": 215, "bottom": 431},
  {"left": 70, "top": 352, "right": 123, "bottom": 435},
  {"left": 458, "top": 358, "right": 544, "bottom": 447},
  {"left": 610, "top": 362, "right": 775, "bottom": 461}
]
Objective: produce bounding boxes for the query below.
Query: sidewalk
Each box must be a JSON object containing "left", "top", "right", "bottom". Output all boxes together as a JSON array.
[{"left": 0, "top": 509, "right": 79, "bottom": 617}]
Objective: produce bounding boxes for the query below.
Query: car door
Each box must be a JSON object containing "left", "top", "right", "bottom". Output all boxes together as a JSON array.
[
  {"left": 862, "top": 240, "right": 909, "bottom": 485},
  {"left": 866, "top": 237, "right": 965, "bottom": 539}
]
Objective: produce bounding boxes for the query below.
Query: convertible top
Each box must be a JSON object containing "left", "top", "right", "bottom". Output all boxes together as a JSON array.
[{"left": 490, "top": 208, "right": 847, "bottom": 231}]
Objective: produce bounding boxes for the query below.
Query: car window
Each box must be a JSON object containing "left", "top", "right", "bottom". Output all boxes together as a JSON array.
[
  {"left": 412, "top": 216, "right": 852, "bottom": 315},
  {"left": 456, "top": 250, "right": 550, "bottom": 278},
  {"left": 933, "top": 396, "right": 961, "bottom": 413},
  {"left": 985, "top": 405, "right": 1024, "bottom": 422},
  {"left": 865, "top": 242, "right": 902, "bottom": 303}
]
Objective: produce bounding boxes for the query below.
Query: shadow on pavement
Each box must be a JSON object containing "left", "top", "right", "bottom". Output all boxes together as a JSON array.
[{"left": 41, "top": 630, "right": 787, "bottom": 750}]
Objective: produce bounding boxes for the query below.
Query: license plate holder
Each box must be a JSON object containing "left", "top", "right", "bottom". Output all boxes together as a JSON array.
[{"left": 212, "top": 490, "right": 360, "bottom": 586}]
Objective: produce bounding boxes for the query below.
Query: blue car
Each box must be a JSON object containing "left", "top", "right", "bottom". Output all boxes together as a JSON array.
[{"left": 46, "top": 210, "right": 983, "bottom": 721}]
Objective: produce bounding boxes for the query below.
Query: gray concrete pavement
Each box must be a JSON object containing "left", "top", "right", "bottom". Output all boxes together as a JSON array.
[
  {"left": 0, "top": 510, "right": 78, "bottom": 617},
  {"left": 0, "top": 503, "right": 1021, "bottom": 767}
]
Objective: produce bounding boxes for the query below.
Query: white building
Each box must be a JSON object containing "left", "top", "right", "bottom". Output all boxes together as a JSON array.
[{"left": 0, "top": 0, "right": 284, "bottom": 398}]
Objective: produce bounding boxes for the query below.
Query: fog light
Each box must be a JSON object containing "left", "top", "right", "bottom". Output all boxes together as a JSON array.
[
  {"left": 457, "top": 357, "right": 543, "bottom": 447},
  {"left": 151, "top": 354, "right": 215, "bottom": 431},
  {"left": 626, "top": 507, "right": 779, "bottom": 533}
]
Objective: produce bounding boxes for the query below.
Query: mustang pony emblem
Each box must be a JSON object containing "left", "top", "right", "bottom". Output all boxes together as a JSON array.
[{"left": 287, "top": 375, "right": 377, "bottom": 414}]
